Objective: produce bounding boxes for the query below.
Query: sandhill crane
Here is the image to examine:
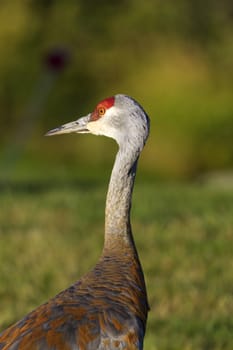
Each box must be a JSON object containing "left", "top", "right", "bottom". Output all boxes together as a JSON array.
[{"left": 0, "top": 94, "right": 150, "bottom": 349}]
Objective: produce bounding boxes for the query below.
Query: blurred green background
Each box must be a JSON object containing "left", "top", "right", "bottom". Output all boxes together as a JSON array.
[
  {"left": 0, "top": 1, "right": 233, "bottom": 350},
  {"left": 0, "top": 0, "right": 232, "bottom": 181}
]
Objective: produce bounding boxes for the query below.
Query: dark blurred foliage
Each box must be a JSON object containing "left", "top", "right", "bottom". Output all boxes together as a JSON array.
[{"left": 0, "top": 0, "right": 232, "bottom": 180}]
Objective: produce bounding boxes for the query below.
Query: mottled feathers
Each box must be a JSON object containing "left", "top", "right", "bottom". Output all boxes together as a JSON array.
[{"left": 0, "top": 250, "right": 148, "bottom": 350}]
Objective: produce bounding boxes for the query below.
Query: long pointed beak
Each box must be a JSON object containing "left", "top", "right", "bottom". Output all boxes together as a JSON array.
[{"left": 45, "top": 114, "right": 91, "bottom": 136}]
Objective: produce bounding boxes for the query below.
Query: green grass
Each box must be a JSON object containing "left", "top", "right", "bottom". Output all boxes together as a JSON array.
[{"left": 0, "top": 181, "right": 232, "bottom": 349}]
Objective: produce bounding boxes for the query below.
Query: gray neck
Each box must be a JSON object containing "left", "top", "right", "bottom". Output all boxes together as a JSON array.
[{"left": 104, "top": 144, "right": 140, "bottom": 250}]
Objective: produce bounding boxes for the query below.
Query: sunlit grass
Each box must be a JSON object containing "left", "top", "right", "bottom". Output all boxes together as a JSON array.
[{"left": 0, "top": 181, "right": 232, "bottom": 349}]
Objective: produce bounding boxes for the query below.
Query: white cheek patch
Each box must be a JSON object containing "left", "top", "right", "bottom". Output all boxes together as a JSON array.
[
  {"left": 87, "top": 119, "right": 104, "bottom": 135},
  {"left": 87, "top": 119, "right": 117, "bottom": 139}
]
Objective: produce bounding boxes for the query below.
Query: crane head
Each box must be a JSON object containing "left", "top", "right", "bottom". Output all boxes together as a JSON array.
[{"left": 46, "top": 94, "right": 150, "bottom": 149}]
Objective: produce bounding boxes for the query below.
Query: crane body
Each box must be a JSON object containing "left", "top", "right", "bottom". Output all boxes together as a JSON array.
[{"left": 0, "top": 94, "right": 150, "bottom": 349}]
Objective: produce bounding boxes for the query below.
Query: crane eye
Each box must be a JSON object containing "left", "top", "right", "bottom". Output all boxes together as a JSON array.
[{"left": 98, "top": 107, "right": 106, "bottom": 116}]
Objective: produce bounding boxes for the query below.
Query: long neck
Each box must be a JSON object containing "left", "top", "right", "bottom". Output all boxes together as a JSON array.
[{"left": 104, "top": 144, "right": 140, "bottom": 250}]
